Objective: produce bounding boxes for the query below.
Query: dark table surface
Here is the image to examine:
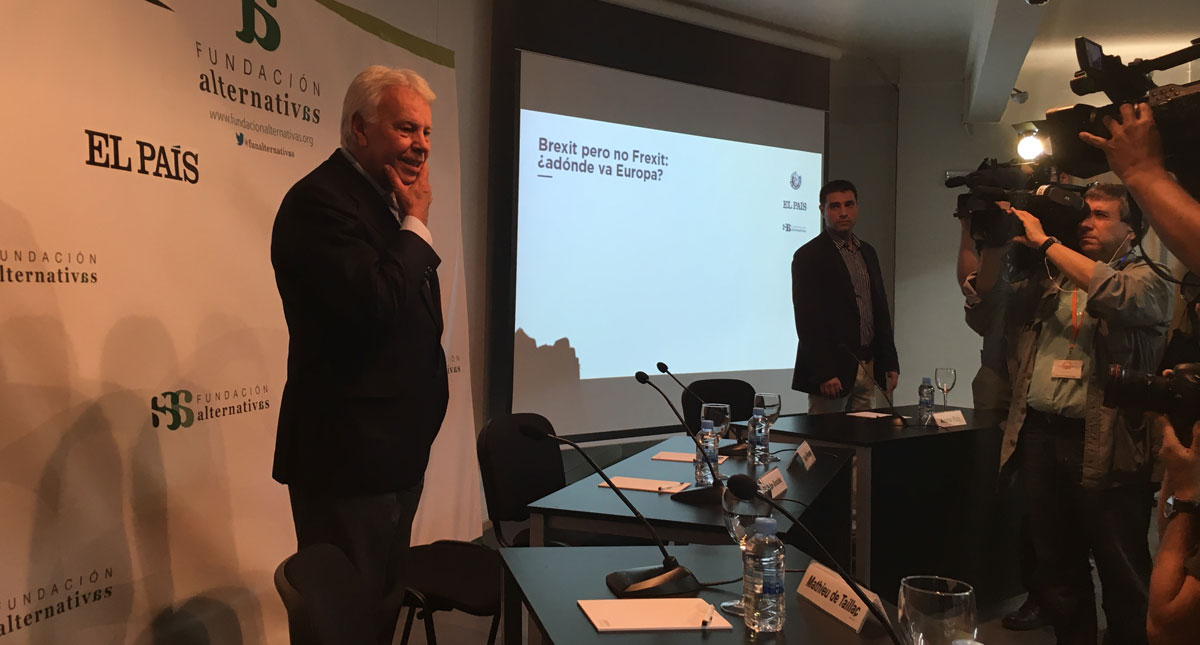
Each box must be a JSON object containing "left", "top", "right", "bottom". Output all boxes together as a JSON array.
[
  {"left": 527, "top": 435, "right": 853, "bottom": 537},
  {"left": 502, "top": 544, "right": 898, "bottom": 644},
  {"left": 768, "top": 405, "right": 1004, "bottom": 446}
]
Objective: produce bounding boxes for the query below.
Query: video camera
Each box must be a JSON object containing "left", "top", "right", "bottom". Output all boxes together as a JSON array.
[
  {"left": 1104, "top": 363, "right": 1200, "bottom": 446},
  {"left": 1042, "top": 36, "right": 1200, "bottom": 178},
  {"left": 948, "top": 158, "right": 1088, "bottom": 248}
]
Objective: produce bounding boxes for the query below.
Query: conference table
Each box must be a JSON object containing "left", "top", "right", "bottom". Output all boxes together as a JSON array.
[
  {"left": 527, "top": 435, "right": 854, "bottom": 561},
  {"left": 528, "top": 407, "right": 1020, "bottom": 607},
  {"left": 766, "top": 405, "right": 1019, "bottom": 605},
  {"left": 501, "top": 544, "right": 899, "bottom": 644}
]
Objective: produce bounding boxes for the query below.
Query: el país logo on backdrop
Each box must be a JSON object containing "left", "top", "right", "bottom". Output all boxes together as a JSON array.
[
  {"left": 790, "top": 171, "right": 803, "bottom": 190},
  {"left": 84, "top": 129, "right": 200, "bottom": 184},
  {"left": 151, "top": 384, "right": 271, "bottom": 431},
  {"left": 0, "top": 249, "right": 99, "bottom": 286}
]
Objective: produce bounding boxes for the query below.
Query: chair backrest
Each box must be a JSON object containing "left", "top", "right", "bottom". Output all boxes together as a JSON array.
[
  {"left": 681, "top": 378, "right": 757, "bottom": 434},
  {"left": 274, "top": 543, "right": 374, "bottom": 645},
  {"left": 477, "top": 413, "right": 566, "bottom": 528}
]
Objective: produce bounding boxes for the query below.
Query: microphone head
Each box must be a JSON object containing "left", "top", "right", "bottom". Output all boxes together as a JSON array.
[
  {"left": 726, "top": 474, "right": 759, "bottom": 501},
  {"left": 656, "top": 362, "right": 669, "bottom": 373},
  {"left": 635, "top": 371, "right": 650, "bottom": 384},
  {"left": 518, "top": 425, "right": 548, "bottom": 441}
]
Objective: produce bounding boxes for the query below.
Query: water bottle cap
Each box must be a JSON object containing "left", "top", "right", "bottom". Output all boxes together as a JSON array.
[
  {"left": 753, "top": 517, "right": 777, "bottom": 535},
  {"left": 752, "top": 407, "right": 765, "bottom": 416},
  {"left": 700, "top": 419, "right": 714, "bottom": 429},
  {"left": 922, "top": 377, "right": 932, "bottom": 385}
]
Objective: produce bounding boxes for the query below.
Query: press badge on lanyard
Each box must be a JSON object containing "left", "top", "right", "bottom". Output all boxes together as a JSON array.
[{"left": 1051, "top": 288, "right": 1084, "bottom": 380}]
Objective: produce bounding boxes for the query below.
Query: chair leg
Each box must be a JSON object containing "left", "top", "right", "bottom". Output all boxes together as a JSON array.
[
  {"left": 399, "top": 606, "right": 416, "bottom": 645},
  {"left": 487, "top": 612, "right": 500, "bottom": 645},
  {"left": 422, "top": 609, "right": 437, "bottom": 645}
]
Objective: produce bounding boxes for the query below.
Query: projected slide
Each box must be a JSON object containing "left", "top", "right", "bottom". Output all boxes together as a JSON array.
[{"left": 515, "top": 109, "right": 821, "bottom": 382}]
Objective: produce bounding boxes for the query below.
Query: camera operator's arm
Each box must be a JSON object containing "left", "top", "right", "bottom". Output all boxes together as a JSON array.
[
  {"left": 1010, "top": 207, "right": 1097, "bottom": 289},
  {"left": 1148, "top": 414, "right": 1200, "bottom": 645},
  {"left": 1081, "top": 103, "right": 1200, "bottom": 274},
  {"left": 957, "top": 216, "right": 978, "bottom": 288}
]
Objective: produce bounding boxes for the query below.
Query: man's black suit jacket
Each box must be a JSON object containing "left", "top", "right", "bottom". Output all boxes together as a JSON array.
[
  {"left": 791, "top": 230, "right": 899, "bottom": 394},
  {"left": 271, "top": 151, "right": 448, "bottom": 495}
]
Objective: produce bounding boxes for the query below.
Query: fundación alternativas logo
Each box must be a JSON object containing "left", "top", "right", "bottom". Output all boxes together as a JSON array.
[{"left": 150, "top": 384, "right": 271, "bottom": 431}]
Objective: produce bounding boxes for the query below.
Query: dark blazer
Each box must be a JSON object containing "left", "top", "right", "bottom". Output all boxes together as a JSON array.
[
  {"left": 791, "top": 230, "right": 899, "bottom": 394},
  {"left": 270, "top": 151, "right": 448, "bottom": 495}
]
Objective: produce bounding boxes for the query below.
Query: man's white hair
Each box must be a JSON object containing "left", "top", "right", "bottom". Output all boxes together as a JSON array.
[{"left": 340, "top": 66, "right": 435, "bottom": 150}]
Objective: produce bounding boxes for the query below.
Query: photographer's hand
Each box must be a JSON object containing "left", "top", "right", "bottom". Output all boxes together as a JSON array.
[
  {"left": 1081, "top": 103, "right": 1200, "bottom": 274},
  {"left": 1010, "top": 208, "right": 1048, "bottom": 249},
  {"left": 1157, "top": 412, "right": 1200, "bottom": 503},
  {"left": 1079, "top": 102, "right": 1165, "bottom": 185},
  {"left": 1012, "top": 207, "right": 1096, "bottom": 290}
]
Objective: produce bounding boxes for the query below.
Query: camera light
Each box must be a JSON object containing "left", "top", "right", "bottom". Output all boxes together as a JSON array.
[{"left": 1018, "top": 135, "right": 1045, "bottom": 160}]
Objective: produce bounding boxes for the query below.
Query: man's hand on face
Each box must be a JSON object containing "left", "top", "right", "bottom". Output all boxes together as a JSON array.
[
  {"left": 885, "top": 371, "right": 899, "bottom": 394},
  {"left": 1079, "top": 102, "right": 1166, "bottom": 184},
  {"left": 1010, "top": 207, "right": 1049, "bottom": 249},
  {"left": 387, "top": 161, "right": 432, "bottom": 225},
  {"left": 819, "top": 377, "right": 843, "bottom": 398}
]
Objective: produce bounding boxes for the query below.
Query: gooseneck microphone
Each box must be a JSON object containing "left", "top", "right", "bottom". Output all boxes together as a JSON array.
[
  {"left": 838, "top": 345, "right": 911, "bottom": 426},
  {"left": 519, "top": 425, "right": 702, "bottom": 598},
  {"left": 727, "top": 475, "right": 902, "bottom": 645},
  {"left": 656, "top": 361, "right": 707, "bottom": 408},
  {"left": 634, "top": 371, "right": 725, "bottom": 506}
]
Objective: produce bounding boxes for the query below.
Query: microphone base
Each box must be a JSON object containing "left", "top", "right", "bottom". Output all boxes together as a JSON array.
[
  {"left": 670, "top": 484, "right": 725, "bottom": 506},
  {"left": 606, "top": 564, "right": 703, "bottom": 598},
  {"left": 718, "top": 442, "right": 750, "bottom": 457}
]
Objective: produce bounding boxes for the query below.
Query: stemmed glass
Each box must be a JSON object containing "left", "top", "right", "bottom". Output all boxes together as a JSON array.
[
  {"left": 934, "top": 368, "right": 957, "bottom": 410},
  {"left": 898, "top": 576, "right": 977, "bottom": 645},
  {"left": 700, "top": 403, "right": 732, "bottom": 439},
  {"left": 754, "top": 393, "right": 782, "bottom": 462},
  {"left": 719, "top": 485, "right": 773, "bottom": 616}
]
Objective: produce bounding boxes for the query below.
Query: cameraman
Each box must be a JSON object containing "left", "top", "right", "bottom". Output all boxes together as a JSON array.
[
  {"left": 968, "top": 184, "right": 1173, "bottom": 645},
  {"left": 1147, "top": 414, "right": 1200, "bottom": 645},
  {"left": 1081, "top": 103, "right": 1200, "bottom": 273}
]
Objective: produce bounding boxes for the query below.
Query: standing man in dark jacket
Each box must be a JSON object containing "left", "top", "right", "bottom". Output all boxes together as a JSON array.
[
  {"left": 792, "top": 179, "right": 900, "bottom": 413},
  {"left": 270, "top": 65, "right": 446, "bottom": 644}
]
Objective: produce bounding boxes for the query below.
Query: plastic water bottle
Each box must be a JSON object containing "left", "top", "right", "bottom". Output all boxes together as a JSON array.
[
  {"left": 918, "top": 377, "right": 936, "bottom": 425},
  {"left": 694, "top": 419, "right": 720, "bottom": 486},
  {"left": 748, "top": 406, "right": 770, "bottom": 466},
  {"left": 743, "top": 517, "right": 786, "bottom": 632}
]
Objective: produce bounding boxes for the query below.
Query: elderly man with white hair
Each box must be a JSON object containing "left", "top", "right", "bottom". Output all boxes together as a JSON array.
[{"left": 270, "top": 65, "right": 445, "bottom": 643}]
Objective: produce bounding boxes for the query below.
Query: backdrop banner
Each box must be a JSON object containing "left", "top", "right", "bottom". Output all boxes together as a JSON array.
[{"left": 0, "top": 1, "right": 480, "bottom": 642}]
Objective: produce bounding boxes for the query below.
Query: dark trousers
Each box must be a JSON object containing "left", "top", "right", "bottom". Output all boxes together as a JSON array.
[
  {"left": 1018, "top": 409, "right": 1152, "bottom": 645},
  {"left": 289, "top": 480, "right": 425, "bottom": 644}
]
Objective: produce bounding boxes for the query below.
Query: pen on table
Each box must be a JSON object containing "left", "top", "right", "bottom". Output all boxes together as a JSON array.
[
  {"left": 657, "top": 483, "right": 681, "bottom": 492},
  {"left": 700, "top": 603, "right": 714, "bottom": 631}
]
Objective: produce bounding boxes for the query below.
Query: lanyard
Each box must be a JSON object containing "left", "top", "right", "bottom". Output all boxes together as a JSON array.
[{"left": 1068, "top": 289, "right": 1082, "bottom": 353}]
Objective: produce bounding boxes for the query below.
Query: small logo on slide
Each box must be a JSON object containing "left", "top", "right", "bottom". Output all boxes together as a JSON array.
[{"left": 789, "top": 172, "right": 803, "bottom": 190}]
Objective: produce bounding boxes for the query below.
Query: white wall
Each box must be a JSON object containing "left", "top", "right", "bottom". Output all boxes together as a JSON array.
[{"left": 892, "top": 55, "right": 1014, "bottom": 406}]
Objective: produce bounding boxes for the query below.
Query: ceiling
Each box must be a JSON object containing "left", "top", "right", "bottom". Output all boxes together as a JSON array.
[{"left": 607, "top": 0, "right": 1199, "bottom": 121}]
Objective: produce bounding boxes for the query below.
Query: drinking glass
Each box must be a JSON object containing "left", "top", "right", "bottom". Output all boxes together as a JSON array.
[
  {"left": 701, "top": 403, "right": 732, "bottom": 439},
  {"left": 753, "top": 393, "right": 782, "bottom": 462},
  {"left": 897, "top": 576, "right": 977, "bottom": 645},
  {"left": 719, "top": 485, "right": 773, "bottom": 616},
  {"left": 934, "top": 368, "right": 957, "bottom": 409}
]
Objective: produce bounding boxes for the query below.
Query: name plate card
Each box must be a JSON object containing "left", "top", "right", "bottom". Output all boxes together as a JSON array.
[
  {"left": 791, "top": 441, "right": 816, "bottom": 471},
  {"left": 797, "top": 561, "right": 883, "bottom": 633},
  {"left": 757, "top": 468, "right": 786, "bottom": 498},
  {"left": 933, "top": 410, "right": 967, "bottom": 427}
]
